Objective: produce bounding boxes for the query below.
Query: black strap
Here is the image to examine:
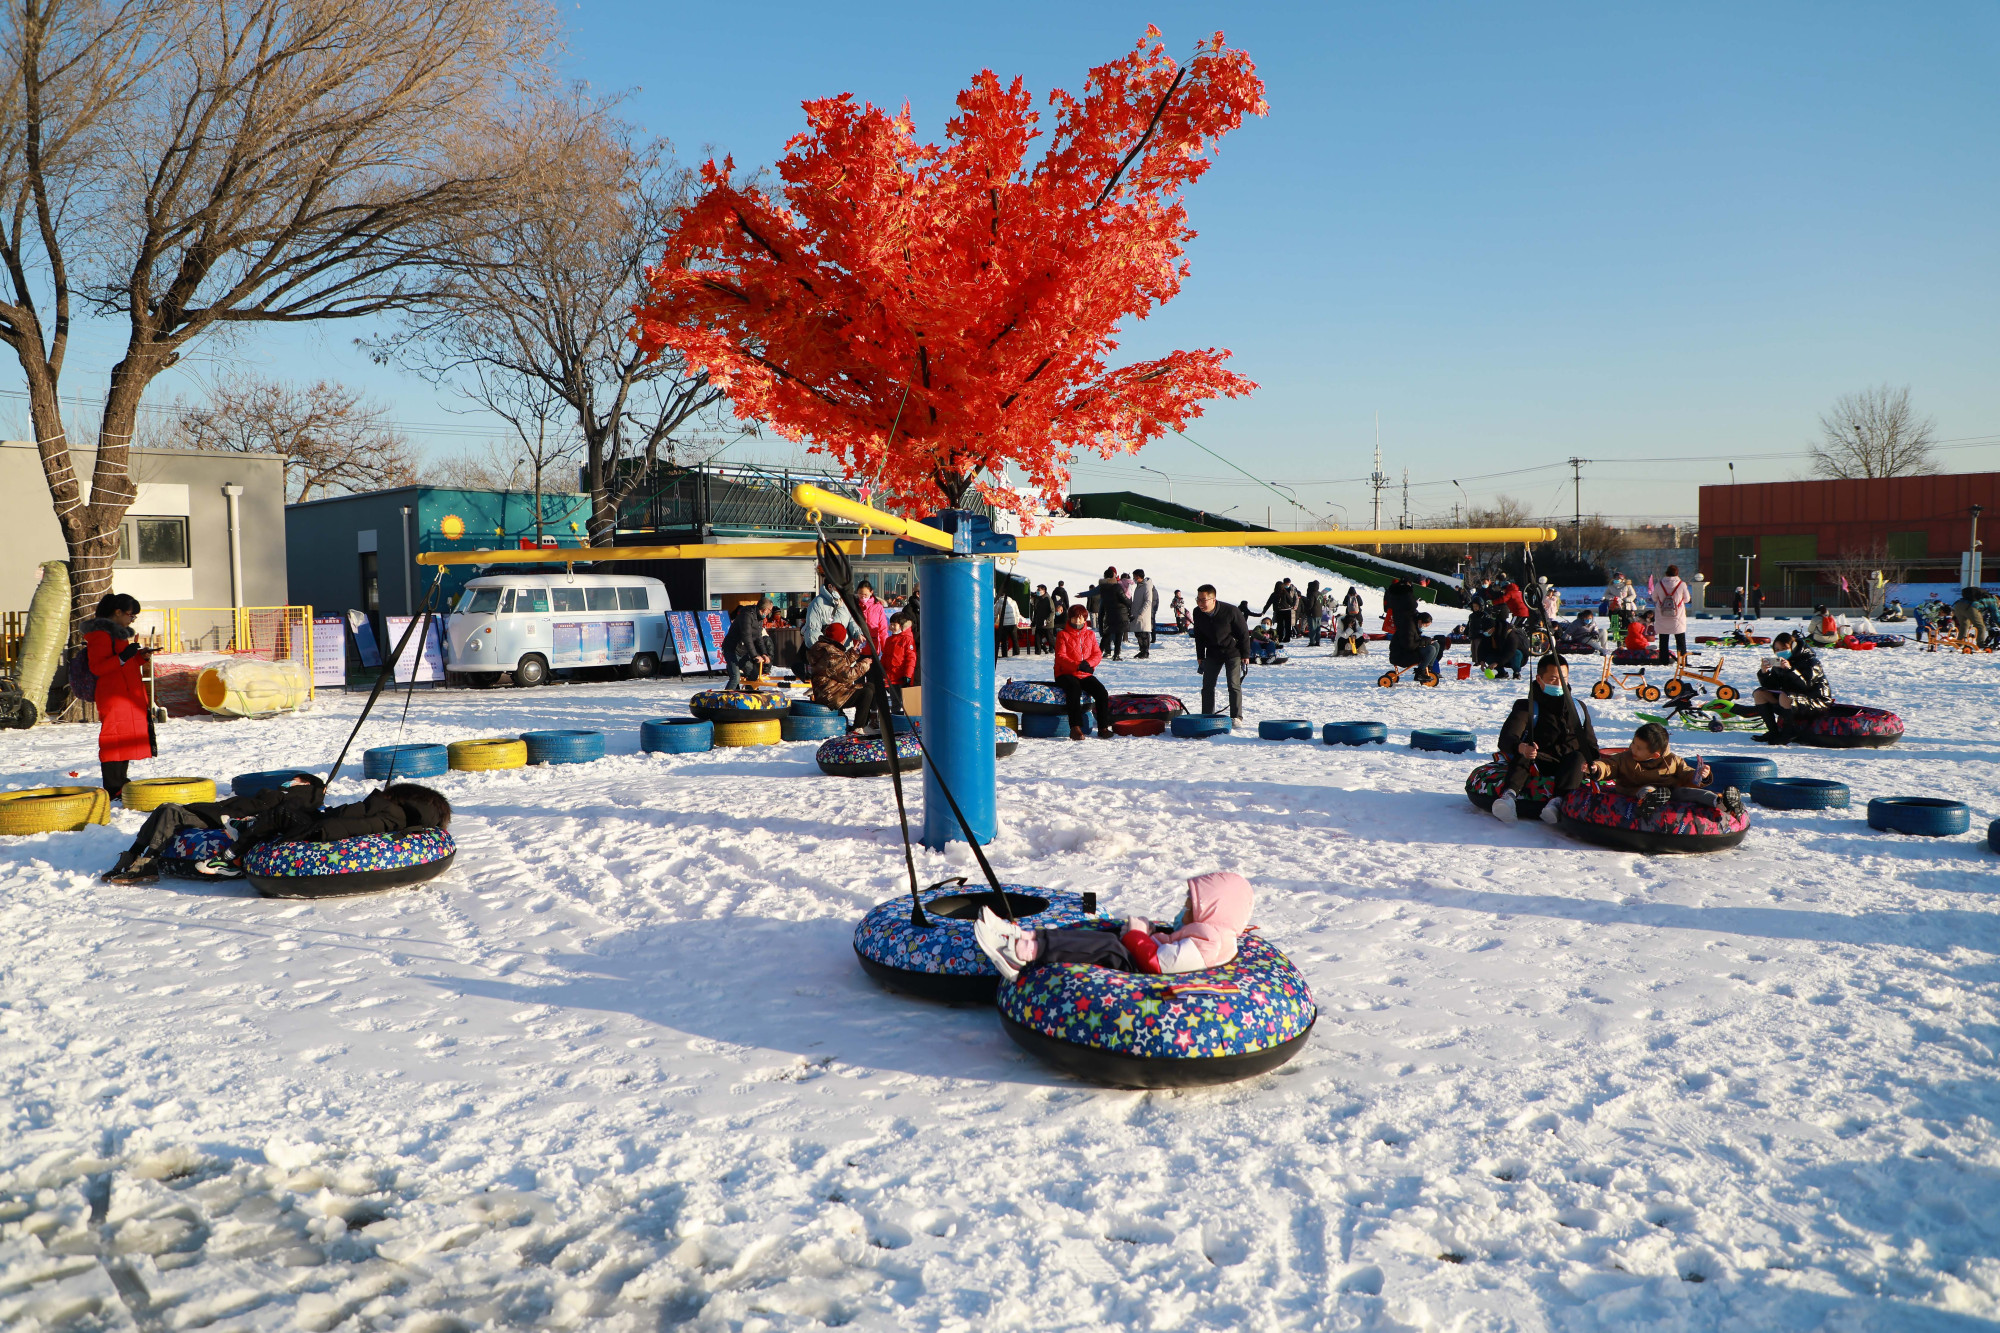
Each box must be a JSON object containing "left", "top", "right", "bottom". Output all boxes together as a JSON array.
[{"left": 325, "top": 570, "right": 444, "bottom": 788}]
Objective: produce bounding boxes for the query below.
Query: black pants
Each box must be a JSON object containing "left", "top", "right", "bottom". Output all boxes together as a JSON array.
[
  {"left": 1201, "top": 655, "right": 1245, "bottom": 718},
  {"left": 102, "top": 760, "right": 130, "bottom": 798},
  {"left": 1056, "top": 673, "right": 1110, "bottom": 733},
  {"left": 1660, "top": 633, "right": 1686, "bottom": 662},
  {"left": 844, "top": 680, "right": 880, "bottom": 730},
  {"left": 1275, "top": 610, "right": 1294, "bottom": 641},
  {"left": 1031, "top": 620, "right": 1052, "bottom": 653},
  {"left": 1503, "top": 750, "right": 1590, "bottom": 797},
  {"left": 1099, "top": 626, "right": 1126, "bottom": 660},
  {"left": 117, "top": 801, "right": 226, "bottom": 872},
  {"left": 1030, "top": 927, "right": 1135, "bottom": 972},
  {"left": 996, "top": 625, "right": 1019, "bottom": 657},
  {"left": 1134, "top": 631, "right": 1152, "bottom": 657}
]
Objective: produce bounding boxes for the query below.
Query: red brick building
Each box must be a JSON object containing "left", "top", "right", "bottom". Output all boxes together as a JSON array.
[{"left": 1698, "top": 471, "right": 1997, "bottom": 607}]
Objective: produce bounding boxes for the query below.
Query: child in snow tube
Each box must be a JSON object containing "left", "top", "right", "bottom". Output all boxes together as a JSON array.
[
  {"left": 1592, "top": 722, "right": 1745, "bottom": 821},
  {"left": 1748, "top": 633, "right": 1836, "bottom": 744},
  {"left": 101, "top": 772, "right": 326, "bottom": 885},
  {"left": 973, "top": 871, "right": 1253, "bottom": 984}
]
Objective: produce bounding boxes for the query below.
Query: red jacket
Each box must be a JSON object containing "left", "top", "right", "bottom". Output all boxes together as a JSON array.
[
  {"left": 880, "top": 630, "right": 916, "bottom": 686},
  {"left": 1623, "top": 619, "right": 1653, "bottom": 650},
  {"left": 84, "top": 623, "right": 154, "bottom": 763},
  {"left": 1053, "top": 625, "right": 1102, "bottom": 678},
  {"left": 1500, "top": 584, "right": 1532, "bottom": 619}
]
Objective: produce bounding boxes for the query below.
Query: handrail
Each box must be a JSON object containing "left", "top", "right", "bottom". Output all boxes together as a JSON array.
[
  {"left": 791, "top": 484, "right": 956, "bottom": 550},
  {"left": 1019, "top": 527, "right": 1558, "bottom": 550}
]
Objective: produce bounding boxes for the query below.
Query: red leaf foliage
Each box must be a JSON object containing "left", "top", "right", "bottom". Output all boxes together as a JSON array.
[{"left": 633, "top": 28, "right": 1266, "bottom": 522}]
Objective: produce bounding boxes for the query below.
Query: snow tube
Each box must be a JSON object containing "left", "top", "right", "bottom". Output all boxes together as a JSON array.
[
  {"left": 1324, "top": 720, "right": 1388, "bottom": 746},
  {"left": 0, "top": 786, "right": 111, "bottom": 836},
  {"left": 243, "top": 827, "right": 457, "bottom": 899},
  {"left": 1750, "top": 777, "right": 1850, "bottom": 810},
  {"left": 1702, "top": 756, "right": 1777, "bottom": 790},
  {"left": 1021, "top": 709, "right": 1092, "bottom": 737},
  {"left": 714, "top": 718, "right": 782, "bottom": 747},
  {"left": 231, "top": 769, "right": 318, "bottom": 798},
  {"left": 790, "top": 700, "right": 841, "bottom": 717},
  {"left": 1411, "top": 728, "right": 1477, "bottom": 754},
  {"left": 1112, "top": 718, "right": 1166, "bottom": 736},
  {"left": 1611, "top": 649, "right": 1665, "bottom": 665},
  {"left": 1171, "top": 714, "right": 1233, "bottom": 738},
  {"left": 998, "top": 680, "right": 1067, "bottom": 715},
  {"left": 1867, "top": 797, "right": 1970, "bottom": 838},
  {"left": 1464, "top": 758, "right": 1556, "bottom": 820},
  {"left": 1556, "top": 786, "right": 1750, "bottom": 854},
  {"left": 1107, "top": 693, "right": 1187, "bottom": 722},
  {"left": 997, "top": 932, "right": 1317, "bottom": 1089},
  {"left": 1837, "top": 636, "right": 1875, "bottom": 651},
  {"left": 161, "top": 826, "right": 232, "bottom": 877},
  {"left": 909, "top": 719, "right": 1016, "bottom": 758},
  {"left": 448, "top": 738, "right": 527, "bottom": 770},
  {"left": 641, "top": 717, "right": 712, "bottom": 754},
  {"left": 781, "top": 711, "right": 846, "bottom": 741},
  {"left": 363, "top": 744, "right": 449, "bottom": 780},
  {"left": 816, "top": 731, "right": 920, "bottom": 777},
  {"left": 1795, "top": 705, "right": 1904, "bottom": 749},
  {"left": 1856, "top": 634, "right": 1905, "bottom": 648},
  {"left": 122, "top": 777, "right": 216, "bottom": 812},
  {"left": 688, "top": 689, "right": 787, "bottom": 722},
  {"left": 854, "top": 884, "right": 1092, "bottom": 1002},
  {"left": 1258, "top": 719, "right": 1314, "bottom": 741},
  {"left": 522, "top": 730, "right": 605, "bottom": 765}
]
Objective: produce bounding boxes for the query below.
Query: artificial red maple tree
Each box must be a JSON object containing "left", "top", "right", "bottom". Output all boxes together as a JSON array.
[{"left": 633, "top": 28, "right": 1266, "bottom": 521}]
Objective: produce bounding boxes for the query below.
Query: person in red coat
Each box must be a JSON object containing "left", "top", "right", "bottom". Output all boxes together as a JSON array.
[
  {"left": 83, "top": 592, "right": 155, "bottom": 799},
  {"left": 880, "top": 613, "right": 917, "bottom": 689},
  {"left": 1052, "top": 604, "right": 1114, "bottom": 740}
]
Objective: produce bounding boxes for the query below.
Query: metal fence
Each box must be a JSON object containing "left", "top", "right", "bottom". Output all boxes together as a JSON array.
[{"left": 618, "top": 463, "right": 993, "bottom": 535}]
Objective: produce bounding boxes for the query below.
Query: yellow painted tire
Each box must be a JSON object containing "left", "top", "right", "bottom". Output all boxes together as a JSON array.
[
  {"left": 714, "top": 718, "right": 783, "bottom": 748},
  {"left": 0, "top": 786, "right": 112, "bottom": 834},
  {"left": 121, "top": 777, "right": 216, "bottom": 812},
  {"left": 997, "top": 711, "right": 1019, "bottom": 732},
  {"left": 448, "top": 738, "right": 528, "bottom": 771}
]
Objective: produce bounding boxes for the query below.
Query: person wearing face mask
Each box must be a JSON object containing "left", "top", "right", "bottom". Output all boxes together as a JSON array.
[
  {"left": 1490, "top": 654, "right": 1602, "bottom": 824},
  {"left": 1750, "top": 632, "right": 1834, "bottom": 743}
]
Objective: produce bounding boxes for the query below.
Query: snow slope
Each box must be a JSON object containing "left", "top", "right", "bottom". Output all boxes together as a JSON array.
[{"left": 4, "top": 615, "right": 2000, "bottom": 1330}]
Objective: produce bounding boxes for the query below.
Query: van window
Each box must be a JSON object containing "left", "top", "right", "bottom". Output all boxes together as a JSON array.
[
  {"left": 585, "top": 587, "right": 619, "bottom": 611},
  {"left": 618, "top": 587, "right": 649, "bottom": 610},
  {"left": 513, "top": 587, "right": 550, "bottom": 613},
  {"left": 458, "top": 587, "right": 502, "bottom": 614},
  {"left": 551, "top": 587, "right": 586, "bottom": 612}
]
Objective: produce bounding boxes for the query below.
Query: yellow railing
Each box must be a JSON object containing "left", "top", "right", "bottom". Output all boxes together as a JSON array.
[{"left": 161, "top": 606, "right": 315, "bottom": 696}]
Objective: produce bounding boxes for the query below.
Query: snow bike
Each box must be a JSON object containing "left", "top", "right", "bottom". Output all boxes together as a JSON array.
[
  {"left": 1662, "top": 653, "right": 1739, "bottom": 702},
  {"left": 1639, "top": 693, "right": 1765, "bottom": 734},
  {"left": 1588, "top": 655, "right": 1662, "bottom": 703}
]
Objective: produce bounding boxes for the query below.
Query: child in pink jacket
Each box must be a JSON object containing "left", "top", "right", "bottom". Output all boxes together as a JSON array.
[{"left": 972, "top": 872, "right": 1253, "bottom": 983}]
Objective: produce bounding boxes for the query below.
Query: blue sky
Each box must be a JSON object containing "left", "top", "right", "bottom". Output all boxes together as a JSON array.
[{"left": 25, "top": 1, "right": 2000, "bottom": 526}]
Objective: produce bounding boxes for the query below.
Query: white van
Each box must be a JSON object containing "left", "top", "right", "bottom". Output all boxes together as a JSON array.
[{"left": 445, "top": 572, "right": 671, "bottom": 686}]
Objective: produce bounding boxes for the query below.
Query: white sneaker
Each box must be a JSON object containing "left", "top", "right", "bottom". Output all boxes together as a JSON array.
[
  {"left": 1491, "top": 792, "right": 1519, "bottom": 824},
  {"left": 1538, "top": 800, "right": 1560, "bottom": 825},
  {"left": 972, "top": 908, "right": 1024, "bottom": 984}
]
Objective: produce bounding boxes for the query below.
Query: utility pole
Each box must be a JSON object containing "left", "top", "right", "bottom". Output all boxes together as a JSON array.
[
  {"left": 1568, "top": 457, "right": 1586, "bottom": 558},
  {"left": 1369, "top": 412, "right": 1389, "bottom": 553}
]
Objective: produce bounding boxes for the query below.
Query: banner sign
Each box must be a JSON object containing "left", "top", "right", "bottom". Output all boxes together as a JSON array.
[
  {"left": 346, "top": 609, "right": 382, "bottom": 668},
  {"left": 312, "top": 617, "right": 346, "bottom": 686},
  {"left": 382, "top": 616, "right": 446, "bottom": 683},
  {"left": 667, "top": 611, "right": 711, "bottom": 673},
  {"left": 699, "top": 610, "right": 730, "bottom": 674}
]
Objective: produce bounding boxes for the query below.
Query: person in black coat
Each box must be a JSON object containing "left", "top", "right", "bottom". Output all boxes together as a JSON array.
[
  {"left": 1383, "top": 578, "right": 1441, "bottom": 682},
  {"left": 722, "top": 595, "right": 774, "bottom": 689},
  {"left": 1465, "top": 603, "right": 1494, "bottom": 666},
  {"left": 1303, "top": 580, "right": 1325, "bottom": 647},
  {"left": 1490, "top": 655, "right": 1601, "bottom": 822},
  {"left": 1750, "top": 632, "right": 1835, "bottom": 743},
  {"left": 102, "top": 773, "right": 328, "bottom": 883},
  {"left": 1094, "top": 567, "right": 1131, "bottom": 661},
  {"left": 1191, "top": 584, "right": 1251, "bottom": 719},
  {"left": 1030, "top": 584, "right": 1055, "bottom": 654}
]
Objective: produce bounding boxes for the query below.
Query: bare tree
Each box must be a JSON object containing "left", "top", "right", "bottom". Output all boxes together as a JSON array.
[
  {"left": 373, "top": 91, "right": 737, "bottom": 546},
  {"left": 434, "top": 368, "right": 580, "bottom": 537},
  {"left": 168, "top": 373, "right": 417, "bottom": 501},
  {"left": 1821, "top": 539, "right": 1908, "bottom": 613},
  {"left": 1811, "top": 384, "right": 1938, "bottom": 480},
  {"left": 0, "top": 0, "right": 552, "bottom": 627}
]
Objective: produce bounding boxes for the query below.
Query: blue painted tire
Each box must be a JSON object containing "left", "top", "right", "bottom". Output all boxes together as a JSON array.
[
  {"left": 1022, "top": 710, "right": 1092, "bottom": 738},
  {"left": 1258, "top": 719, "right": 1314, "bottom": 741},
  {"left": 522, "top": 730, "right": 605, "bottom": 765},
  {"left": 781, "top": 712, "right": 847, "bottom": 742},
  {"left": 1868, "top": 797, "right": 1971, "bottom": 837},
  {"left": 243, "top": 828, "right": 456, "bottom": 899},
  {"left": 1171, "top": 714, "right": 1232, "bottom": 738},
  {"left": 889, "top": 712, "right": 916, "bottom": 734},
  {"left": 790, "top": 700, "right": 841, "bottom": 717},
  {"left": 362, "top": 744, "right": 448, "bottom": 781},
  {"left": 1703, "top": 756, "right": 1777, "bottom": 789},
  {"left": 641, "top": 717, "right": 713, "bottom": 754},
  {"left": 1411, "top": 728, "right": 1477, "bottom": 753},
  {"left": 1749, "top": 777, "right": 1850, "bottom": 810},
  {"left": 854, "top": 885, "right": 1092, "bottom": 1002},
  {"left": 997, "top": 932, "right": 1317, "bottom": 1088},
  {"left": 1324, "top": 721, "right": 1389, "bottom": 746},
  {"left": 231, "top": 768, "right": 318, "bottom": 798},
  {"left": 1989, "top": 819, "right": 2000, "bottom": 853}
]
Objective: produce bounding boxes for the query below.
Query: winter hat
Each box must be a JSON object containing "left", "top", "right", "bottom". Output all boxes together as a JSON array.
[{"left": 824, "top": 623, "right": 847, "bottom": 643}]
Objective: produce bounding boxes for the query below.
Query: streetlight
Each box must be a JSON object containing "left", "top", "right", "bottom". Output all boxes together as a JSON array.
[{"left": 1138, "top": 464, "right": 1172, "bottom": 505}]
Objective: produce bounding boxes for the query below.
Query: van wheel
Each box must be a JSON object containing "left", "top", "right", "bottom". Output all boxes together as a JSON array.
[
  {"left": 514, "top": 654, "right": 549, "bottom": 687},
  {"left": 627, "top": 652, "right": 661, "bottom": 680}
]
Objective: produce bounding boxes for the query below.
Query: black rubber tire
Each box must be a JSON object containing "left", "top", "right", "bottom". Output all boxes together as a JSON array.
[
  {"left": 1411, "top": 728, "right": 1477, "bottom": 753},
  {"left": 1258, "top": 719, "right": 1315, "bottom": 741},
  {"left": 1704, "top": 756, "right": 1778, "bottom": 789},
  {"left": 1000, "top": 1013, "right": 1314, "bottom": 1088},
  {"left": 627, "top": 652, "right": 660, "bottom": 679},
  {"left": 1323, "top": 721, "right": 1389, "bottom": 746},
  {"left": 1867, "top": 797, "right": 1971, "bottom": 837},
  {"left": 819, "top": 755, "right": 923, "bottom": 778},
  {"left": 514, "top": 654, "right": 549, "bottom": 687},
  {"left": 1989, "top": 819, "right": 2000, "bottom": 854},
  {"left": 1590, "top": 682, "right": 1614, "bottom": 700},
  {"left": 1749, "top": 777, "right": 1850, "bottom": 810}
]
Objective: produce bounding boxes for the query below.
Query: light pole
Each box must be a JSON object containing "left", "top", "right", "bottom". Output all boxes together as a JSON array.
[
  {"left": 1740, "top": 552, "right": 1754, "bottom": 616},
  {"left": 1138, "top": 464, "right": 1172, "bottom": 506}
]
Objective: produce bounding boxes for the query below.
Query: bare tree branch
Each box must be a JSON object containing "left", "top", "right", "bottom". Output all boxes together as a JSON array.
[
  {"left": 164, "top": 371, "right": 417, "bottom": 501},
  {"left": 1811, "top": 384, "right": 1938, "bottom": 480}
]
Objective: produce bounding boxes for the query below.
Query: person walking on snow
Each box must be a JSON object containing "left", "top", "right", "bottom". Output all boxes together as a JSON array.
[
  {"left": 994, "top": 585, "right": 1021, "bottom": 658},
  {"left": 1128, "top": 569, "right": 1159, "bottom": 658},
  {"left": 1191, "top": 584, "right": 1251, "bottom": 719},
  {"left": 1303, "top": 581, "right": 1325, "bottom": 647},
  {"left": 722, "top": 596, "right": 774, "bottom": 690},
  {"left": 1095, "top": 567, "right": 1132, "bottom": 661}
]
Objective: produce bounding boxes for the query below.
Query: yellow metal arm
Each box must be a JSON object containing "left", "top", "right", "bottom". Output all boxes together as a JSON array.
[
  {"left": 791, "top": 483, "right": 955, "bottom": 550},
  {"left": 1018, "top": 527, "right": 1558, "bottom": 551},
  {"left": 417, "top": 540, "right": 833, "bottom": 566}
]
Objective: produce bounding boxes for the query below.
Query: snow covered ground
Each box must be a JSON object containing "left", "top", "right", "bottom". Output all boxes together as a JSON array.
[{"left": 5, "top": 533, "right": 2000, "bottom": 1331}]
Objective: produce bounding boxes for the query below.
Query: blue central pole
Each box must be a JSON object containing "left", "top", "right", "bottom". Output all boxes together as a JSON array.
[{"left": 916, "top": 551, "right": 997, "bottom": 848}]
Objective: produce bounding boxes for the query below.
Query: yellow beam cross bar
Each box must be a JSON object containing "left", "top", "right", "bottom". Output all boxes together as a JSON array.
[
  {"left": 1019, "top": 527, "right": 1559, "bottom": 551},
  {"left": 791, "top": 483, "right": 955, "bottom": 550},
  {"left": 417, "top": 540, "right": 843, "bottom": 566}
]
